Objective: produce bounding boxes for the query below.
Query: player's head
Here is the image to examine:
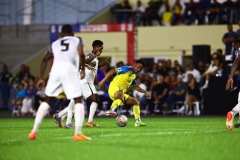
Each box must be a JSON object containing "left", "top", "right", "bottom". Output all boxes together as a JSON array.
[
  {"left": 133, "top": 59, "right": 146, "bottom": 73},
  {"left": 61, "top": 24, "right": 74, "bottom": 37},
  {"left": 233, "top": 39, "right": 240, "bottom": 50},
  {"left": 92, "top": 40, "right": 104, "bottom": 55}
]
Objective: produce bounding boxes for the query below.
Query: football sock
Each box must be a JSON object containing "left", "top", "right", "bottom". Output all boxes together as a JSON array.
[
  {"left": 61, "top": 113, "right": 67, "bottom": 121},
  {"left": 58, "top": 106, "right": 68, "bottom": 118},
  {"left": 110, "top": 99, "right": 123, "bottom": 111},
  {"left": 232, "top": 103, "right": 240, "bottom": 116},
  {"left": 32, "top": 102, "right": 50, "bottom": 132},
  {"left": 66, "top": 99, "right": 75, "bottom": 125},
  {"left": 74, "top": 103, "right": 85, "bottom": 135},
  {"left": 88, "top": 102, "right": 97, "bottom": 123},
  {"left": 133, "top": 105, "right": 140, "bottom": 122}
]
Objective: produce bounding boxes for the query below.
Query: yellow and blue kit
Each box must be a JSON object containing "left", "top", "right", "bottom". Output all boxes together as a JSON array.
[{"left": 108, "top": 66, "right": 137, "bottom": 100}]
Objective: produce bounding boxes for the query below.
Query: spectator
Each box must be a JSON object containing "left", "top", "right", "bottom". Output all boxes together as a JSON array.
[
  {"left": 221, "top": 0, "right": 235, "bottom": 24},
  {"left": 233, "top": 0, "right": 240, "bottom": 24},
  {"left": 182, "top": 0, "right": 197, "bottom": 25},
  {"left": 0, "top": 64, "right": 12, "bottom": 109},
  {"left": 201, "top": 52, "right": 223, "bottom": 89},
  {"left": 183, "top": 63, "right": 201, "bottom": 83},
  {"left": 158, "top": 0, "right": 172, "bottom": 26},
  {"left": 166, "top": 76, "right": 187, "bottom": 111},
  {"left": 185, "top": 76, "right": 201, "bottom": 115},
  {"left": 111, "top": 2, "right": 123, "bottom": 23},
  {"left": 172, "top": 0, "right": 183, "bottom": 25},
  {"left": 158, "top": 60, "right": 170, "bottom": 77},
  {"left": 196, "top": 0, "right": 208, "bottom": 25},
  {"left": 121, "top": 0, "right": 133, "bottom": 23},
  {"left": 142, "top": 1, "right": 158, "bottom": 26},
  {"left": 207, "top": 0, "right": 221, "bottom": 24},
  {"left": 133, "top": 0, "right": 145, "bottom": 26},
  {"left": 148, "top": 75, "right": 169, "bottom": 115},
  {"left": 196, "top": 60, "right": 206, "bottom": 76},
  {"left": 21, "top": 79, "right": 37, "bottom": 116},
  {"left": 222, "top": 23, "right": 238, "bottom": 56}
]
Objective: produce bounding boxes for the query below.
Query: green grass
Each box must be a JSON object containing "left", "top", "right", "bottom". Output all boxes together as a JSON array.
[{"left": 0, "top": 116, "right": 239, "bottom": 160}]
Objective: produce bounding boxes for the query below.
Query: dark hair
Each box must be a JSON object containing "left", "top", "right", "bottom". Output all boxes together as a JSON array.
[
  {"left": 61, "top": 24, "right": 73, "bottom": 34},
  {"left": 92, "top": 40, "right": 103, "bottom": 47},
  {"left": 233, "top": 39, "right": 240, "bottom": 44},
  {"left": 135, "top": 59, "right": 146, "bottom": 67}
]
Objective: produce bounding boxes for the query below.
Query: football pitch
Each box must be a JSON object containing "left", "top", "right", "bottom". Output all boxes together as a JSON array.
[{"left": 0, "top": 116, "right": 239, "bottom": 160}]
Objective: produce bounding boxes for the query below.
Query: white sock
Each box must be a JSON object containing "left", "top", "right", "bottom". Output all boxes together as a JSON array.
[
  {"left": 58, "top": 106, "right": 68, "bottom": 118},
  {"left": 66, "top": 99, "right": 75, "bottom": 125},
  {"left": 61, "top": 114, "right": 67, "bottom": 121},
  {"left": 88, "top": 102, "right": 98, "bottom": 123},
  {"left": 232, "top": 103, "right": 240, "bottom": 116},
  {"left": 32, "top": 102, "right": 50, "bottom": 132},
  {"left": 74, "top": 103, "right": 85, "bottom": 135}
]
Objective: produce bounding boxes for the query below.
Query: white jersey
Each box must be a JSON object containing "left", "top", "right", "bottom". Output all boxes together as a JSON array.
[
  {"left": 45, "top": 36, "right": 84, "bottom": 99},
  {"left": 50, "top": 36, "right": 84, "bottom": 74},
  {"left": 235, "top": 48, "right": 240, "bottom": 58},
  {"left": 81, "top": 52, "right": 99, "bottom": 83}
]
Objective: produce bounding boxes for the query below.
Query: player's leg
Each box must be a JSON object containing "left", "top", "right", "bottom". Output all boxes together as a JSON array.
[
  {"left": 125, "top": 95, "right": 146, "bottom": 127},
  {"left": 86, "top": 94, "right": 99, "bottom": 127},
  {"left": 106, "top": 89, "right": 124, "bottom": 116},
  {"left": 63, "top": 74, "right": 91, "bottom": 140},
  {"left": 65, "top": 99, "right": 75, "bottom": 129},
  {"left": 81, "top": 82, "right": 99, "bottom": 127},
  {"left": 73, "top": 97, "right": 91, "bottom": 140},
  {"left": 28, "top": 96, "right": 52, "bottom": 140},
  {"left": 28, "top": 76, "right": 63, "bottom": 140},
  {"left": 226, "top": 92, "right": 240, "bottom": 130},
  {"left": 53, "top": 105, "right": 68, "bottom": 127}
]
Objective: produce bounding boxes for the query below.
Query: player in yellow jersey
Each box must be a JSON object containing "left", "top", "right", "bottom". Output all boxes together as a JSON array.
[{"left": 98, "top": 59, "right": 151, "bottom": 126}]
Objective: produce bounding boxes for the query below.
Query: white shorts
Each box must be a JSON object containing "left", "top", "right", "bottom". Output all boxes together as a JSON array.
[
  {"left": 81, "top": 81, "right": 97, "bottom": 99},
  {"left": 45, "top": 71, "right": 82, "bottom": 99}
]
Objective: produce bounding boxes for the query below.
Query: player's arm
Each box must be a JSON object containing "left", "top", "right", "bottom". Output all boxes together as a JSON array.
[
  {"left": 98, "top": 68, "right": 117, "bottom": 89},
  {"left": 226, "top": 55, "right": 240, "bottom": 90},
  {"left": 85, "top": 54, "right": 98, "bottom": 64},
  {"left": 40, "top": 50, "right": 53, "bottom": 79},
  {"left": 37, "top": 50, "right": 53, "bottom": 89},
  {"left": 85, "top": 46, "right": 102, "bottom": 64},
  {"left": 99, "top": 57, "right": 110, "bottom": 68},
  {"left": 78, "top": 42, "right": 85, "bottom": 79},
  {"left": 133, "top": 85, "right": 151, "bottom": 99}
]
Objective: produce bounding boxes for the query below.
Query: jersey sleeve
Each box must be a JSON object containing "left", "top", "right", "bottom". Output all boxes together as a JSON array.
[
  {"left": 76, "top": 36, "right": 84, "bottom": 46},
  {"left": 85, "top": 53, "right": 94, "bottom": 59},
  {"left": 116, "top": 66, "right": 132, "bottom": 75},
  {"left": 131, "top": 79, "right": 137, "bottom": 86},
  {"left": 48, "top": 45, "right": 53, "bottom": 54}
]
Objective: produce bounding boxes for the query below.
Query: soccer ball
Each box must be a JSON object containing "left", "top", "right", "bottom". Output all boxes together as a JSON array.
[{"left": 116, "top": 115, "right": 128, "bottom": 127}]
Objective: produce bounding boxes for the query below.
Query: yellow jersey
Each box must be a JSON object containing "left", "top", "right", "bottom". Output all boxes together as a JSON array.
[{"left": 110, "top": 66, "right": 137, "bottom": 93}]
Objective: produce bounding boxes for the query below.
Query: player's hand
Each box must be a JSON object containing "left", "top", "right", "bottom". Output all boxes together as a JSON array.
[
  {"left": 80, "top": 69, "right": 85, "bottom": 79},
  {"left": 86, "top": 65, "right": 96, "bottom": 73},
  {"left": 104, "top": 57, "right": 110, "bottom": 64},
  {"left": 226, "top": 78, "right": 233, "bottom": 90},
  {"left": 98, "top": 81, "right": 104, "bottom": 89},
  {"left": 37, "top": 78, "right": 45, "bottom": 90},
  {"left": 145, "top": 92, "right": 151, "bottom": 99}
]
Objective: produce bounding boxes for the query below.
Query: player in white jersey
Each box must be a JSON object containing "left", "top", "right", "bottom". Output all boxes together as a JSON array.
[
  {"left": 28, "top": 24, "right": 91, "bottom": 141},
  {"left": 225, "top": 39, "right": 240, "bottom": 130},
  {"left": 53, "top": 40, "right": 110, "bottom": 128}
]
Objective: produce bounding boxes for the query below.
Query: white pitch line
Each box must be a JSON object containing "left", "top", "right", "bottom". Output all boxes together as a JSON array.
[{"left": 99, "top": 130, "right": 224, "bottom": 137}]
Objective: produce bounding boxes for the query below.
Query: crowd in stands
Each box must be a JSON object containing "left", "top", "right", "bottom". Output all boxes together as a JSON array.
[{"left": 111, "top": 0, "right": 240, "bottom": 26}]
